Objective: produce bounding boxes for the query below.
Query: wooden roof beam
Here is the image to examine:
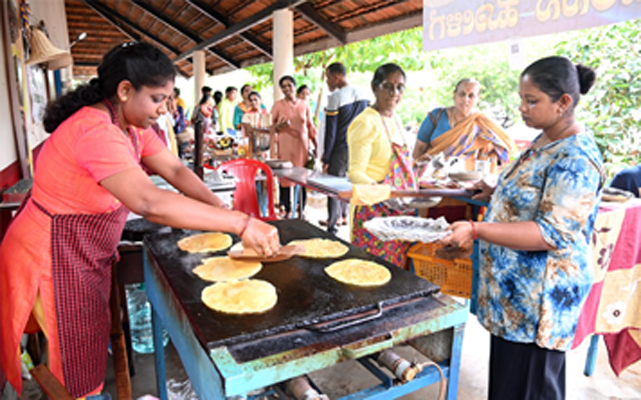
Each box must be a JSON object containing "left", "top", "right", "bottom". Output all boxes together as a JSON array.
[
  {"left": 174, "top": 0, "right": 308, "bottom": 63},
  {"left": 82, "top": 0, "right": 209, "bottom": 75},
  {"left": 186, "top": 0, "right": 273, "bottom": 58},
  {"left": 81, "top": 0, "right": 141, "bottom": 41},
  {"left": 130, "top": 0, "right": 239, "bottom": 70},
  {"left": 295, "top": 3, "right": 346, "bottom": 44}
]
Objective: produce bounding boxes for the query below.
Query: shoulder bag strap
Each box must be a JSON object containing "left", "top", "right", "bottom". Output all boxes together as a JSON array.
[{"left": 425, "top": 107, "right": 445, "bottom": 149}]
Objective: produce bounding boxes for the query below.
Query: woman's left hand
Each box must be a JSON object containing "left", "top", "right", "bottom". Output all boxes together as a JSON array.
[{"left": 440, "top": 220, "right": 474, "bottom": 248}]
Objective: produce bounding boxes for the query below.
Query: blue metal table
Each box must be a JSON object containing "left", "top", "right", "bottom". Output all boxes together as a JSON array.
[{"left": 143, "top": 220, "right": 468, "bottom": 399}]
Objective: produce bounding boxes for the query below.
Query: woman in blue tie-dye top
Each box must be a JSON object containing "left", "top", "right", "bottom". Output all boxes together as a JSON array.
[{"left": 442, "top": 56, "right": 605, "bottom": 400}]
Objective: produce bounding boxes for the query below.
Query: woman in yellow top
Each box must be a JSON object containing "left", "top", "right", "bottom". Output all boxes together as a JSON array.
[{"left": 347, "top": 63, "right": 416, "bottom": 269}]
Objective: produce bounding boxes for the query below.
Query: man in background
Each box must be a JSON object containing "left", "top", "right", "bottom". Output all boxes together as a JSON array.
[
  {"left": 218, "top": 86, "right": 238, "bottom": 135},
  {"left": 611, "top": 165, "right": 641, "bottom": 197},
  {"left": 321, "top": 62, "right": 370, "bottom": 234}
]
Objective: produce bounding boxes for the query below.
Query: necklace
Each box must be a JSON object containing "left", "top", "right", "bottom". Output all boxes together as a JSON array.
[
  {"left": 534, "top": 122, "right": 575, "bottom": 149},
  {"left": 103, "top": 98, "right": 140, "bottom": 157},
  {"left": 103, "top": 98, "right": 125, "bottom": 131}
]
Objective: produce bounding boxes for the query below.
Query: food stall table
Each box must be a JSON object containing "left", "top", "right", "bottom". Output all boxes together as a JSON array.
[
  {"left": 272, "top": 167, "right": 352, "bottom": 218},
  {"left": 143, "top": 220, "right": 468, "bottom": 399},
  {"left": 573, "top": 199, "right": 641, "bottom": 376}
]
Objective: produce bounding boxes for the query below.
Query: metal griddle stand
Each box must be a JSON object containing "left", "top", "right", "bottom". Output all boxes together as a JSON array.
[{"left": 143, "top": 236, "right": 468, "bottom": 399}]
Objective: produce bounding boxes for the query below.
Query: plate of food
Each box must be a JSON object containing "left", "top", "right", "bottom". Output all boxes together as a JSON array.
[
  {"left": 363, "top": 216, "right": 450, "bottom": 243},
  {"left": 601, "top": 187, "right": 635, "bottom": 203}
]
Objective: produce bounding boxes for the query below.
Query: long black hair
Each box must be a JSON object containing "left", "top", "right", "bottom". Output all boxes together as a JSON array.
[
  {"left": 43, "top": 41, "right": 176, "bottom": 133},
  {"left": 521, "top": 56, "right": 596, "bottom": 110}
]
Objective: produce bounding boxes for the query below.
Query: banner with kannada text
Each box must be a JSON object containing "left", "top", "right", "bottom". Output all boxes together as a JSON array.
[{"left": 423, "top": 0, "right": 641, "bottom": 52}]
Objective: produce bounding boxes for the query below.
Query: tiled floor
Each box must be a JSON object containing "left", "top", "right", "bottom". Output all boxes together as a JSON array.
[{"left": 9, "top": 193, "right": 641, "bottom": 399}]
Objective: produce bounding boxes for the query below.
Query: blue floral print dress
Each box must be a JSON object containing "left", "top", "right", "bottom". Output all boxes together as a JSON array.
[{"left": 477, "top": 132, "right": 605, "bottom": 351}]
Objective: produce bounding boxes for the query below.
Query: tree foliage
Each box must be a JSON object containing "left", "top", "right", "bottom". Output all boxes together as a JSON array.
[
  {"left": 247, "top": 19, "right": 641, "bottom": 173},
  {"left": 554, "top": 19, "right": 641, "bottom": 175},
  {"left": 247, "top": 27, "right": 520, "bottom": 127}
]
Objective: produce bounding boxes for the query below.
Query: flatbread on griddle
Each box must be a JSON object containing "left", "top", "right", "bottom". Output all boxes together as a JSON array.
[
  {"left": 193, "top": 256, "right": 262, "bottom": 282},
  {"left": 325, "top": 259, "right": 391, "bottom": 287},
  {"left": 177, "top": 232, "right": 232, "bottom": 253},
  {"left": 287, "top": 238, "right": 349, "bottom": 258},
  {"left": 201, "top": 279, "right": 277, "bottom": 314}
]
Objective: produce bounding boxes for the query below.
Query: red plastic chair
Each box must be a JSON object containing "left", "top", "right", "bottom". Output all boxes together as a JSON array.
[{"left": 215, "top": 159, "right": 278, "bottom": 221}]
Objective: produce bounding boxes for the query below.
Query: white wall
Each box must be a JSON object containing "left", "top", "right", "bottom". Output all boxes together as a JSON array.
[
  {"left": 29, "top": 0, "right": 70, "bottom": 148},
  {"left": 0, "top": 13, "right": 16, "bottom": 172}
]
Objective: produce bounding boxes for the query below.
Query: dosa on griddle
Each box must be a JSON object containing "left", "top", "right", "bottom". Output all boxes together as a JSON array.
[
  {"left": 325, "top": 259, "right": 391, "bottom": 287},
  {"left": 193, "top": 256, "right": 262, "bottom": 282},
  {"left": 177, "top": 232, "right": 232, "bottom": 253},
  {"left": 287, "top": 238, "right": 348, "bottom": 258},
  {"left": 201, "top": 279, "right": 277, "bottom": 314}
]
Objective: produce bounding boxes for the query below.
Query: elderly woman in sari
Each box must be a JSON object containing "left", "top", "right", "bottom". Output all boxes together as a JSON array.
[
  {"left": 412, "top": 78, "right": 515, "bottom": 172},
  {"left": 412, "top": 78, "right": 516, "bottom": 222}
]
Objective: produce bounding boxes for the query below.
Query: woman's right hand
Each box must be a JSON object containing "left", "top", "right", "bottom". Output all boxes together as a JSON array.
[
  {"left": 472, "top": 179, "right": 495, "bottom": 201},
  {"left": 240, "top": 217, "right": 281, "bottom": 256}
]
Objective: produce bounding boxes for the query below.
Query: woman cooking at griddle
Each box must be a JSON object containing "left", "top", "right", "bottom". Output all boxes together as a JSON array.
[
  {"left": 441, "top": 56, "right": 604, "bottom": 399},
  {"left": 0, "top": 42, "right": 280, "bottom": 398}
]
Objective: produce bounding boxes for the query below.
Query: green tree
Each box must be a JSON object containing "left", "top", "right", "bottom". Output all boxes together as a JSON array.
[{"left": 554, "top": 19, "right": 641, "bottom": 176}]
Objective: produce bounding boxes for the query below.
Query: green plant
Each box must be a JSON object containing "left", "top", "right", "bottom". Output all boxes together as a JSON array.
[{"left": 554, "top": 19, "right": 641, "bottom": 176}]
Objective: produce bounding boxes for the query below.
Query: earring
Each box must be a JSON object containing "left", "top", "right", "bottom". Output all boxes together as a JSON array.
[
  {"left": 122, "top": 97, "right": 127, "bottom": 101},
  {"left": 559, "top": 108, "right": 564, "bottom": 115}
]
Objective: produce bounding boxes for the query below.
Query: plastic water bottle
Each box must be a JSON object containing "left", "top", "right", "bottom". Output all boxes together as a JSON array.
[{"left": 125, "top": 283, "right": 169, "bottom": 354}]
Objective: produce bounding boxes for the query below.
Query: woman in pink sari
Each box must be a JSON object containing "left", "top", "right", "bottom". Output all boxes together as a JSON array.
[{"left": 271, "top": 76, "right": 317, "bottom": 218}]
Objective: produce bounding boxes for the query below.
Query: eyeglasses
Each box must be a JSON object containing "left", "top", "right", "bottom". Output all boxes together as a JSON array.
[{"left": 379, "top": 82, "right": 405, "bottom": 95}]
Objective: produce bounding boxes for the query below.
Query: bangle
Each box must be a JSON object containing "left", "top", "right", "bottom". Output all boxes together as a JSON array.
[
  {"left": 468, "top": 220, "right": 478, "bottom": 241},
  {"left": 239, "top": 216, "right": 252, "bottom": 238}
]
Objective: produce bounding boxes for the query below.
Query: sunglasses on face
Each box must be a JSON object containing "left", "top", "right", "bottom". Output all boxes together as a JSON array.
[{"left": 379, "top": 82, "right": 405, "bottom": 95}]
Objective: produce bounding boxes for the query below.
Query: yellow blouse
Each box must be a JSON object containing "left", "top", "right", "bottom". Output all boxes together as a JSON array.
[{"left": 347, "top": 107, "right": 405, "bottom": 184}]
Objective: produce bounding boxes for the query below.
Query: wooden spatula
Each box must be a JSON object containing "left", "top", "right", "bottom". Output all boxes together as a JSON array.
[{"left": 228, "top": 244, "right": 305, "bottom": 263}]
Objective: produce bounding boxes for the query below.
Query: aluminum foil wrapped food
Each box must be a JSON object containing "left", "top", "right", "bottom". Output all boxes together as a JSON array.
[{"left": 363, "top": 216, "right": 450, "bottom": 243}]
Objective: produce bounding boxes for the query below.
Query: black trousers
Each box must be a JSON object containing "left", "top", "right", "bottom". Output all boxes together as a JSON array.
[
  {"left": 326, "top": 147, "right": 349, "bottom": 234},
  {"left": 489, "top": 335, "right": 566, "bottom": 400},
  {"left": 279, "top": 185, "right": 306, "bottom": 215}
]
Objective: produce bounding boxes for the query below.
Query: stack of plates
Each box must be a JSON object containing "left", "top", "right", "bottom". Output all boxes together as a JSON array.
[{"left": 448, "top": 171, "right": 483, "bottom": 182}]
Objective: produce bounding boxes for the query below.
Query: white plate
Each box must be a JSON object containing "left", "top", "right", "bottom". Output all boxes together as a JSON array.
[
  {"left": 449, "top": 171, "right": 483, "bottom": 182},
  {"left": 363, "top": 216, "right": 450, "bottom": 243}
]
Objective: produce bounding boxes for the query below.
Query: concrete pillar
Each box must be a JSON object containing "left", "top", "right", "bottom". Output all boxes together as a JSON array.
[
  {"left": 272, "top": 9, "right": 294, "bottom": 102},
  {"left": 193, "top": 50, "right": 206, "bottom": 107}
]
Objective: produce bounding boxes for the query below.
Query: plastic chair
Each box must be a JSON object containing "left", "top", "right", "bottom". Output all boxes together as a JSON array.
[{"left": 216, "top": 159, "right": 278, "bottom": 221}]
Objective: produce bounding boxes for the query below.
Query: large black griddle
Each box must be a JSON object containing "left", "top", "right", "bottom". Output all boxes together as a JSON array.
[
  {"left": 122, "top": 217, "right": 171, "bottom": 242},
  {"left": 143, "top": 220, "right": 439, "bottom": 350}
]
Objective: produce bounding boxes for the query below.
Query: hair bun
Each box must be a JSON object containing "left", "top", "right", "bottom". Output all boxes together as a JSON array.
[{"left": 576, "top": 64, "right": 596, "bottom": 95}]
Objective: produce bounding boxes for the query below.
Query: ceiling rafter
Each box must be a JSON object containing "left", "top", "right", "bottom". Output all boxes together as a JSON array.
[
  {"left": 130, "top": 0, "right": 239, "bottom": 70},
  {"left": 186, "top": 0, "right": 273, "bottom": 58},
  {"left": 66, "top": 0, "right": 425, "bottom": 78},
  {"left": 174, "top": 0, "right": 308, "bottom": 63},
  {"left": 81, "top": 0, "right": 200, "bottom": 76},
  {"left": 81, "top": 0, "right": 141, "bottom": 42},
  {"left": 294, "top": 3, "right": 346, "bottom": 44}
]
